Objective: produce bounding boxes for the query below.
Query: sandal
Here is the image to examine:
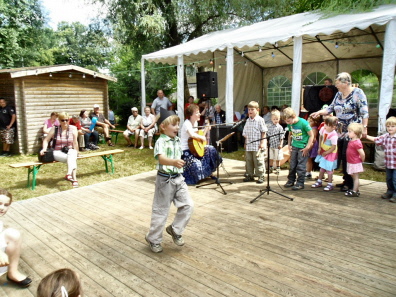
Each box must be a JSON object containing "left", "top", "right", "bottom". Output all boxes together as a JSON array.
[
  {"left": 64, "top": 174, "right": 74, "bottom": 182},
  {"left": 72, "top": 181, "right": 79, "bottom": 188},
  {"left": 108, "top": 142, "right": 115, "bottom": 147},
  {"left": 311, "top": 181, "right": 323, "bottom": 188},
  {"left": 323, "top": 184, "right": 334, "bottom": 191}
]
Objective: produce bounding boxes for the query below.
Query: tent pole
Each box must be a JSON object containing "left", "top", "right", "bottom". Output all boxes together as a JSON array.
[
  {"left": 177, "top": 55, "right": 185, "bottom": 125},
  {"left": 378, "top": 19, "right": 396, "bottom": 132},
  {"left": 141, "top": 57, "right": 146, "bottom": 112},
  {"left": 291, "top": 36, "right": 302, "bottom": 114},
  {"left": 226, "top": 46, "right": 234, "bottom": 124}
]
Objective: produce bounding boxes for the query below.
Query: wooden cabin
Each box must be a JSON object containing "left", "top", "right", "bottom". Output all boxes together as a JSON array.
[{"left": 0, "top": 65, "right": 117, "bottom": 154}]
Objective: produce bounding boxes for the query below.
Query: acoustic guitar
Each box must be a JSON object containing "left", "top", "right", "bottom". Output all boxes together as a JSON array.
[{"left": 188, "top": 120, "right": 210, "bottom": 157}]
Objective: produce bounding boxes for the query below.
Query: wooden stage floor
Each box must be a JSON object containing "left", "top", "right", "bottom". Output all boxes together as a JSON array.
[{"left": 1, "top": 159, "right": 395, "bottom": 297}]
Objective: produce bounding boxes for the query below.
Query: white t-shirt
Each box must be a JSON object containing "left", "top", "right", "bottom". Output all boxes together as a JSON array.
[{"left": 180, "top": 119, "right": 198, "bottom": 150}]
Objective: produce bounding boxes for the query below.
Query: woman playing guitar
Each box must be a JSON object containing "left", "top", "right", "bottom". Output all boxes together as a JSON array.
[{"left": 180, "top": 104, "right": 221, "bottom": 185}]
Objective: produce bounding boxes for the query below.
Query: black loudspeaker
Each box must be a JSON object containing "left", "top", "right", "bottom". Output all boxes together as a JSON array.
[
  {"left": 197, "top": 71, "right": 218, "bottom": 98},
  {"left": 210, "top": 126, "right": 238, "bottom": 153}
]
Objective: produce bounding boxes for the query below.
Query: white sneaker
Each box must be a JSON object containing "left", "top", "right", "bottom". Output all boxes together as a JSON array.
[
  {"left": 149, "top": 146, "right": 153, "bottom": 149},
  {"left": 139, "top": 146, "right": 144, "bottom": 149}
]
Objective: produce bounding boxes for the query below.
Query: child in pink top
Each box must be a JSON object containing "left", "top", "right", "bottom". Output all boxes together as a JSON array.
[
  {"left": 345, "top": 123, "right": 365, "bottom": 197},
  {"left": 312, "top": 116, "right": 338, "bottom": 191}
]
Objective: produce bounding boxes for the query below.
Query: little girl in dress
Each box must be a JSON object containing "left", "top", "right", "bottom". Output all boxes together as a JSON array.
[
  {"left": 345, "top": 123, "right": 365, "bottom": 197},
  {"left": 312, "top": 116, "right": 338, "bottom": 191}
]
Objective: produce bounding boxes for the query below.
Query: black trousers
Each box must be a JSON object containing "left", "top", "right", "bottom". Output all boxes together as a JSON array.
[{"left": 338, "top": 137, "right": 353, "bottom": 188}]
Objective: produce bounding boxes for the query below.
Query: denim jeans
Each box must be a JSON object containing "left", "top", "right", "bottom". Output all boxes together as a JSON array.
[
  {"left": 287, "top": 146, "right": 308, "bottom": 186},
  {"left": 386, "top": 168, "right": 396, "bottom": 197}
]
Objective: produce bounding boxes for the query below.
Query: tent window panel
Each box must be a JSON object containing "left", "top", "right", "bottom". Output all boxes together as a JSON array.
[
  {"left": 350, "top": 69, "right": 379, "bottom": 111},
  {"left": 267, "top": 75, "right": 292, "bottom": 108},
  {"left": 303, "top": 72, "right": 327, "bottom": 85}
]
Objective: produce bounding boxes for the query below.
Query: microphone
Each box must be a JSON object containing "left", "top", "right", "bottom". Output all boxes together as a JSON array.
[{"left": 231, "top": 119, "right": 246, "bottom": 130}]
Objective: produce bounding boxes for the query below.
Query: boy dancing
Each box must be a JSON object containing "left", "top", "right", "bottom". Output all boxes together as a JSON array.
[
  {"left": 283, "top": 107, "right": 314, "bottom": 190},
  {"left": 145, "top": 108, "right": 194, "bottom": 253}
]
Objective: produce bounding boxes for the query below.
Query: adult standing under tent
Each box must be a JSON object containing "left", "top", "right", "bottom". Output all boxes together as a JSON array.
[
  {"left": 151, "top": 90, "right": 172, "bottom": 116},
  {"left": 0, "top": 98, "right": 16, "bottom": 157}
]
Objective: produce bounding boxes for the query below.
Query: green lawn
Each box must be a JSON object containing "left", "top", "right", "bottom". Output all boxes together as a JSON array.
[{"left": 1, "top": 136, "right": 385, "bottom": 201}]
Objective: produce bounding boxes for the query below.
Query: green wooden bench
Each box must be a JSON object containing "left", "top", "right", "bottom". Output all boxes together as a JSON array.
[{"left": 9, "top": 149, "right": 124, "bottom": 190}]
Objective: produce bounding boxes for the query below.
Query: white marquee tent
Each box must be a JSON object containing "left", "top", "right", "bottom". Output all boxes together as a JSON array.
[{"left": 142, "top": 5, "right": 396, "bottom": 131}]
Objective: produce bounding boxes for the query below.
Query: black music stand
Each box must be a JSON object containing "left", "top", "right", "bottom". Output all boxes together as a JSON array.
[
  {"left": 196, "top": 125, "right": 233, "bottom": 195},
  {"left": 249, "top": 133, "right": 293, "bottom": 203}
]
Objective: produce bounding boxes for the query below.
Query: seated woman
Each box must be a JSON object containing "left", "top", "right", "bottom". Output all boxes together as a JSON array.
[
  {"left": 0, "top": 188, "right": 32, "bottom": 288},
  {"left": 181, "top": 104, "right": 221, "bottom": 185},
  {"left": 79, "top": 110, "right": 99, "bottom": 150},
  {"left": 42, "top": 112, "right": 59, "bottom": 137},
  {"left": 40, "top": 112, "right": 80, "bottom": 188},
  {"left": 139, "top": 106, "right": 156, "bottom": 149}
]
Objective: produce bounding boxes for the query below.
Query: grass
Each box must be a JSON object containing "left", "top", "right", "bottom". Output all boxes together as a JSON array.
[{"left": 1, "top": 134, "right": 385, "bottom": 201}]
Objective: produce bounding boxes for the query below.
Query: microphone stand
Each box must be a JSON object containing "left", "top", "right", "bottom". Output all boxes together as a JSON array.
[
  {"left": 196, "top": 126, "right": 234, "bottom": 195},
  {"left": 248, "top": 133, "right": 294, "bottom": 203}
]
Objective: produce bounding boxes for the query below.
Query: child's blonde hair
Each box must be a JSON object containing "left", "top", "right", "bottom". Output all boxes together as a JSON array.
[
  {"left": 37, "top": 268, "right": 82, "bottom": 297},
  {"left": 386, "top": 116, "right": 396, "bottom": 126},
  {"left": 282, "top": 107, "right": 296, "bottom": 119},
  {"left": 348, "top": 123, "right": 363, "bottom": 139},
  {"left": 247, "top": 101, "right": 259, "bottom": 110},
  {"left": 159, "top": 115, "right": 180, "bottom": 134},
  {"left": 271, "top": 110, "right": 280, "bottom": 119}
]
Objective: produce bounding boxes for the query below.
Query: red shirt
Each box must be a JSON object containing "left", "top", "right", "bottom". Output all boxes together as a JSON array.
[
  {"left": 346, "top": 139, "right": 363, "bottom": 164},
  {"left": 69, "top": 119, "right": 82, "bottom": 130}
]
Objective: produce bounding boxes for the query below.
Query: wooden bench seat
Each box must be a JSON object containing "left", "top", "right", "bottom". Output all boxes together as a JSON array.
[
  {"left": 109, "top": 129, "right": 125, "bottom": 144},
  {"left": 9, "top": 149, "right": 124, "bottom": 190}
]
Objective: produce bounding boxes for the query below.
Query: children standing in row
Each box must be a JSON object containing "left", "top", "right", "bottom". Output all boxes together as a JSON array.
[
  {"left": 242, "top": 101, "right": 268, "bottom": 184},
  {"left": 283, "top": 108, "right": 314, "bottom": 190},
  {"left": 312, "top": 116, "right": 339, "bottom": 191},
  {"left": 345, "top": 123, "right": 365, "bottom": 197},
  {"left": 267, "top": 110, "right": 284, "bottom": 175},
  {"left": 366, "top": 117, "right": 396, "bottom": 202}
]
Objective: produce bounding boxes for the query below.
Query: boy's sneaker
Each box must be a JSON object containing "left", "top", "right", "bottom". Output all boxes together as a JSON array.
[
  {"left": 256, "top": 177, "right": 264, "bottom": 184},
  {"left": 166, "top": 225, "right": 184, "bottom": 246},
  {"left": 284, "top": 181, "right": 294, "bottom": 188},
  {"left": 145, "top": 235, "right": 163, "bottom": 253},
  {"left": 390, "top": 197, "right": 396, "bottom": 203},
  {"left": 243, "top": 176, "right": 254, "bottom": 182},
  {"left": 305, "top": 174, "right": 312, "bottom": 180},
  {"left": 345, "top": 190, "right": 360, "bottom": 197},
  {"left": 381, "top": 193, "right": 392, "bottom": 199},
  {"left": 292, "top": 184, "right": 304, "bottom": 191}
]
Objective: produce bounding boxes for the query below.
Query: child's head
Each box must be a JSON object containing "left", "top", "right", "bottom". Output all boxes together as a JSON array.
[
  {"left": 324, "top": 116, "right": 338, "bottom": 128},
  {"left": 348, "top": 123, "right": 363, "bottom": 139},
  {"left": 188, "top": 96, "right": 194, "bottom": 103},
  {"left": 159, "top": 115, "right": 180, "bottom": 138},
  {"left": 185, "top": 104, "right": 199, "bottom": 120},
  {"left": 0, "top": 189, "right": 12, "bottom": 217},
  {"left": 283, "top": 107, "right": 296, "bottom": 124},
  {"left": 262, "top": 106, "right": 270, "bottom": 114},
  {"left": 247, "top": 101, "right": 259, "bottom": 118},
  {"left": 271, "top": 110, "right": 281, "bottom": 125},
  {"left": 37, "top": 268, "right": 82, "bottom": 297},
  {"left": 308, "top": 115, "right": 321, "bottom": 127}
]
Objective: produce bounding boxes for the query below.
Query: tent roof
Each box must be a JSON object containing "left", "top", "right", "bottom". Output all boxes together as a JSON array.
[
  {"left": 0, "top": 64, "right": 117, "bottom": 82},
  {"left": 143, "top": 5, "right": 396, "bottom": 68}
]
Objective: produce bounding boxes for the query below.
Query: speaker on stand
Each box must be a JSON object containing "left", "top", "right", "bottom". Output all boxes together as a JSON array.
[{"left": 197, "top": 72, "right": 218, "bottom": 99}]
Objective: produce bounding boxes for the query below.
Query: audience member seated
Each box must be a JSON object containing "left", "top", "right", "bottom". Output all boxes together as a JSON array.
[
  {"left": 139, "top": 106, "right": 156, "bottom": 149},
  {"left": 212, "top": 104, "right": 226, "bottom": 124},
  {"left": 240, "top": 105, "right": 248, "bottom": 120},
  {"left": 79, "top": 109, "right": 99, "bottom": 150},
  {"left": 69, "top": 115, "right": 85, "bottom": 151},
  {"left": 40, "top": 112, "right": 80, "bottom": 187},
  {"left": 185, "top": 95, "right": 195, "bottom": 110},
  {"left": 123, "top": 107, "right": 142, "bottom": 148},
  {"left": 91, "top": 104, "right": 115, "bottom": 146},
  {"left": 262, "top": 105, "right": 272, "bottom": 125},
  {"left": 0, "top": 188, "right": 32, "bottom": 289},
  {"left": 42, "top": 112, "right": 59, "bottom": 137}
]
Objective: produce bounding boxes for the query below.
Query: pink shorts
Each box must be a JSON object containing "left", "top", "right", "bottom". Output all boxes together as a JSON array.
[{"left": 347, "top": 162, "right": 363, "bottom": 175}]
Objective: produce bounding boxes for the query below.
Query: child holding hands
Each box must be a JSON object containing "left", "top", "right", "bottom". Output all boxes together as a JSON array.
[
  {"left": 345, "top": 123, "right": 365, "bottom": 197},
  {"left": 366, "top": 116, "right": 396, "bottom": 202},
  {"left": 312, "top": 116, "right": 338, "bottom": 191},
  {"left": 145, "top": 108, "right": 194, "bottom": 253}
]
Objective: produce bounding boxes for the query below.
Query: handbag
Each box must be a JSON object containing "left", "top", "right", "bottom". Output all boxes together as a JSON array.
[{"left": 39, "top": 126, "right": 58, "bottom": 163}]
